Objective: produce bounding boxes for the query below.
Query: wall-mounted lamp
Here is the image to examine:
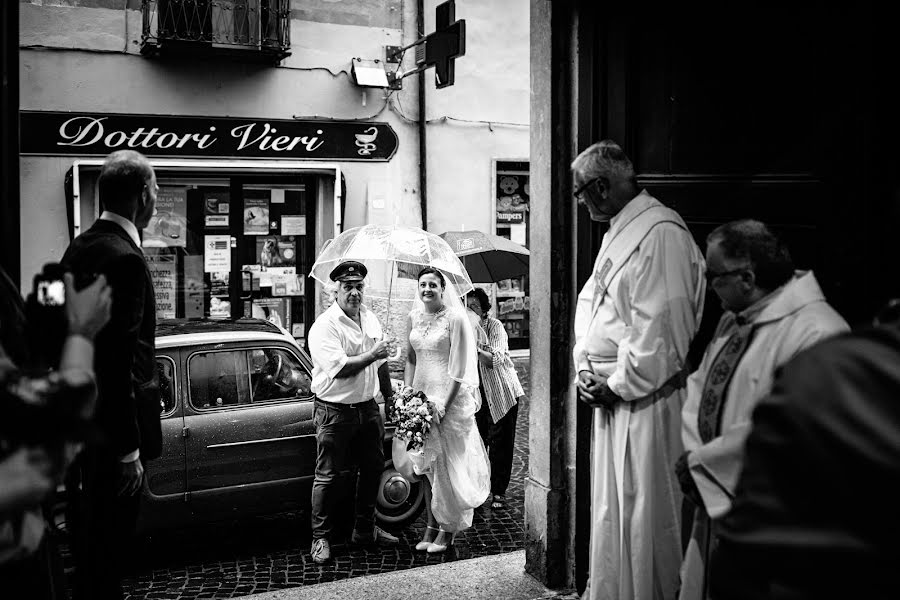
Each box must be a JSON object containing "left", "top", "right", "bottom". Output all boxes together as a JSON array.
[{"left": 350, "top": 58, "right": 390, "bottom": 88}]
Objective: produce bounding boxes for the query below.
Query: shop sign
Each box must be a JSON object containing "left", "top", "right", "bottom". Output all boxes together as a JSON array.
[
  {"left": 496, "top": 211, "right": 525, "bottom": 224},
  {"left": 20, "top": 111, "right": 399, "bottom": 161}
]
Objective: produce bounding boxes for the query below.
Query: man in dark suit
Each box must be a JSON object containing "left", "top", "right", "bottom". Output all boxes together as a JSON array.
[{"left": 62, "top": 150, "right": 162, "bottom": 600}]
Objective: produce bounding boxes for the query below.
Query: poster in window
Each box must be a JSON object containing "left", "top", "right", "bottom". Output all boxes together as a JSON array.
[
  {"left": 496, "top": 174, "right": 530, "bottom": 226},
  {"left": 146, "top": 255, "right": 177, "bottom": 318},
  {"left": 204, "top": 192, "right": 230, "bottom": 215},
  {"left": 251, "top": 298, "right": 291, "bottom": 333},
  {"left": 256, "top": 235, "right": 296, "bottom": 268},
  {"left": 210, "top": 272, "right": 229, "bottom": 297},
  {"left": 209, "top": 297, "right": 231, "bottom": 319},
  {"left": 281, "top": 215, "right": 306, "bottom": 236},
  {"left": 272, "top": 273, "right": 304, "bottom": 296},
  {"left": 204, "top": 235, "right": 231, "bottom": 273},
  {"left": 204, "top": 191, "right": 229, "bottom": 227},
  {"left": 243, "top": 196, "right": 270, "bottom": 235},
  {"left": 143, "top": 187, "right": 187, "bottom": 248},
  {"left": 258, "top": 266, "right": 294, "bottom": 288}
]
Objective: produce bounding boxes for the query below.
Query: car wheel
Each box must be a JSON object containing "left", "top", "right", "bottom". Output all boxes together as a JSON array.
[{"left": 375, "top": 462, "right": 425, "bottom": 528}]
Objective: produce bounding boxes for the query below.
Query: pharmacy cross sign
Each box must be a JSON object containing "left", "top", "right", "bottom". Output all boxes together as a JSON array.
[{"left": 425, "top": 1, "right": 466, "bottom": 89}]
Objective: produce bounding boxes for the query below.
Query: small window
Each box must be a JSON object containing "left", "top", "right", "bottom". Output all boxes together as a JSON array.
[
  {"left": 157, "top": 356, "right": 177, "bottom": 415},
  {"left": 248, "top": 347, "right": 312, "bottom": 403},
  {"left": 188, "top": 350, "right": 251, "bottom": 409}
]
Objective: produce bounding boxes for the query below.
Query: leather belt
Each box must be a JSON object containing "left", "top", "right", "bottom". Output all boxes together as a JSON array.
[{"left": 314, "top": 398, "right": 376, "bottom": 410}]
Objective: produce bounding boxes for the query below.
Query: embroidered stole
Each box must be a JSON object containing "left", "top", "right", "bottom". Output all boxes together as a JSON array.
[{"left": 697, "top": 317, "right": 756, "bottom": 443}]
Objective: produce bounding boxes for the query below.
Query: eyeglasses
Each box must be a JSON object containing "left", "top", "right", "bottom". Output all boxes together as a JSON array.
[
  {"left": 573, "top": 176, "right": 605, "bottom": 200},
  {"left": 705, "top": 267, "right": 746, "bottom": 282}
]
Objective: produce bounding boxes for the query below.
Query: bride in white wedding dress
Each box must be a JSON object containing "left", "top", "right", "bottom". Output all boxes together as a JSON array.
[{"left": 403, "top": 267, "right": 490, "bottom": 553}]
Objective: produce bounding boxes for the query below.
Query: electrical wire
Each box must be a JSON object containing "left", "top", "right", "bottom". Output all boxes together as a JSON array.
[{"left": 292, "top": 90, "right": 396, "bottom": 122}]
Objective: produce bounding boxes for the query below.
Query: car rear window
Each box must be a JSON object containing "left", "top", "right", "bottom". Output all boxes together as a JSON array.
[{"left": 157, "top": 356, "right": 177, "bottom": 415}]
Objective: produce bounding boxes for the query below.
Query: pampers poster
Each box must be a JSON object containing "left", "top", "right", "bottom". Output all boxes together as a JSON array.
[{"left": 143, "top": 187, "right": 187, "bottom": 248}]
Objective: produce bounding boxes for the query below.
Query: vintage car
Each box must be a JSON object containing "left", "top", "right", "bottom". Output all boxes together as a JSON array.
[{"left": 135, "top": 318, "right": 423, "bottom": 532}]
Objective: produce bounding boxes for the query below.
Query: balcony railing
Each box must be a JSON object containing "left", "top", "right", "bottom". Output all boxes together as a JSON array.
[{"left": 141, "top": 0, "right": 291, "bottom": 63}]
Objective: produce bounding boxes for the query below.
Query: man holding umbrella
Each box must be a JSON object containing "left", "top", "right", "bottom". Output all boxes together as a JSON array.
[{"left": 306, "top": 260, "right": 399, "bottom": 564}]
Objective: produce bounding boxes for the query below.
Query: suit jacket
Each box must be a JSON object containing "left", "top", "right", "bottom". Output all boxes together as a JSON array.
[{"left": 62, "top": 219, "right": 162, "bottom": 460}]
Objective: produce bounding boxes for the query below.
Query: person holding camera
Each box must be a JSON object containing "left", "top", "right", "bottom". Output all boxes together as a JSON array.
[
  {"left": 61, "top": 150, "right": 163, "bottom": 600},
  {"left": 0, "top": 267, "right": 111, "bottom": 598}
]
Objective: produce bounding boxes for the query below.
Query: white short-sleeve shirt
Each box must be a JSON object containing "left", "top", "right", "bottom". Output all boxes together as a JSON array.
[{"left": 307, "top": 301, "right": 385, "bottom": 404}]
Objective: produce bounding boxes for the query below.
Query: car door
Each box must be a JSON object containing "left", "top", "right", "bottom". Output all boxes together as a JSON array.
[
  {"left": 184, "top": 342, "right": 316, "bottom": 518},
  {"left": 138, "top": 351, "right": 189, "bottom": 531}
]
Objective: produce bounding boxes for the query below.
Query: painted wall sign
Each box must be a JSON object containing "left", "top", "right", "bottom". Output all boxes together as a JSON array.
[{"left": 20, "top": 111, "right": 399, "bottom": 161}]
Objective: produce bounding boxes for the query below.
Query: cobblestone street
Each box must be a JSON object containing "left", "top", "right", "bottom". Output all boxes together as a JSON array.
[{"left": 60, "top": 357, "right": 531, "bottom": 600}]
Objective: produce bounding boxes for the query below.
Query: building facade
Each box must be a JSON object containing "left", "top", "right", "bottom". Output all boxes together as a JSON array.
[{"left": 18, "top": 0, "right": 529, "bottom": 342}]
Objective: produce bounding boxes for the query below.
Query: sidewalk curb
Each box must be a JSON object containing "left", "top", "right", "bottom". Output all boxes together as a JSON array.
[{"left": 239, "top": 550, "right": 552, "bottom": 600}]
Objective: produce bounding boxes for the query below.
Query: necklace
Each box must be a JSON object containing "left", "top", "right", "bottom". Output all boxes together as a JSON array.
[{"left": 420, "top": 306, "right": 447, "bottom": 337}]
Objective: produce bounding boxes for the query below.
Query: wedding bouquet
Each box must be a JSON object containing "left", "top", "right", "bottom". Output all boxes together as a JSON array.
[{"left": 389, "top": 386, "right": 436, "bottom": 451}]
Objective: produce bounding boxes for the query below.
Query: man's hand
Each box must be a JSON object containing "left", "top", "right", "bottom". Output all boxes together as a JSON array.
[
  {"left": 675, "top": 451, "right": 705, "bottom": 511},
  {"left": 0, "top": 447, "right": 55, "bottom": 512},
  {"left": 64, "top": 272, "right": 112, "bottom": 340},
  {"left": 477, "top": 348, "right": 494, "bottom": 368},
  {"left": 369, "top": 339, "right": 392, "bottom": 361},
  {"left": 117, "top": 457, "right": 144, "bottom": 497},
  {"left": 576, "top": 370, "right": 618, "bottom": 409}
]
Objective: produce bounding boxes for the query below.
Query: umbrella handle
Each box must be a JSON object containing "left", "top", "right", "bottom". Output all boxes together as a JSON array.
[{"left": 385, "top": 265, "right": 402, "bottom": 361}]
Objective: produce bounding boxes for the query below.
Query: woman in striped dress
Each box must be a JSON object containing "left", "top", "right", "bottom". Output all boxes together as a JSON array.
[{"left": 466, "top": 288, "right": 525, "bottom": 510}]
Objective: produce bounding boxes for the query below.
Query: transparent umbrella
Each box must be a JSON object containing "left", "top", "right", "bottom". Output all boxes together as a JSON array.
[
  {"left": 311, "top": 225, "right": 474, "bottom": 296},
  {"left": 311, "top": 225, "right": 475, "bottom": 358}
]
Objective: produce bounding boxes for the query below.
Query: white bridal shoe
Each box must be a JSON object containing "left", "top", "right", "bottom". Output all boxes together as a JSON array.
[
  {"left": 426, "top": 528, "right": 456, "bottom": 554},
  {"left": 416, "top": 525, "right": 439, "bottom": 551}
]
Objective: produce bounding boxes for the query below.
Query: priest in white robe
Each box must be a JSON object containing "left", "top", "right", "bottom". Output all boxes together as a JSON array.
[
  {"left": 677, "top": 220, "right": 848, "bottom": 600},
  {"left": 571, "top": 140, "right": 706, "bottom": 600}
]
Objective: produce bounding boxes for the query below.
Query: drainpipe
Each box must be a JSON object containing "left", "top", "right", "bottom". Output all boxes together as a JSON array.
[{"left": 417, "top": 0, "right": 427, "bottom": 230}]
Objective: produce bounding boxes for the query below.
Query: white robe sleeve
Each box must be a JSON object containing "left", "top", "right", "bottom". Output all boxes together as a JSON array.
[{"left": 606, "top": 224, "right": 702, "bottom": 400}]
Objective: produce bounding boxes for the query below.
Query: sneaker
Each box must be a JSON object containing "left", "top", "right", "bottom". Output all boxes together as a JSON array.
[
  {"left": 310, "top": 538, "right": 331, "bottom": 564},
  {"left": 351, "top": 525, "right": 400, "bottom": 546}
]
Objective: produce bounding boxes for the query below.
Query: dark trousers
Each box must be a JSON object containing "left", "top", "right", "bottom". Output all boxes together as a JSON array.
[
  {"left": 475, "top": 388, "right": 519, "bottom": 497},
  {"left": 310, "top": 398, "right": 385, "bottom": 540},
  {"left": 67, "top": 451, "right": 142, "bottom": 600}
]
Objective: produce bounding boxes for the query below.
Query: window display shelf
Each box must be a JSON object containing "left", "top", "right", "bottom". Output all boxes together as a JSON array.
[{"left": 496, "top": 291, "right": 526, "bottom": 298}]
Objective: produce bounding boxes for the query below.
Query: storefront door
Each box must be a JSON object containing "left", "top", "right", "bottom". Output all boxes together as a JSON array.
[{"left": 142, "top": 173, "right": 317, "bottom": 339}]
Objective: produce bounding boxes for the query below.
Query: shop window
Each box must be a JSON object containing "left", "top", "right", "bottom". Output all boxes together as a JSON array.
[
  {"left": 141, "top": 174, "right": 316, "bottom": 341},
  {"left": 494, "top": 161, "right": 530, "bottom": 350}
]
